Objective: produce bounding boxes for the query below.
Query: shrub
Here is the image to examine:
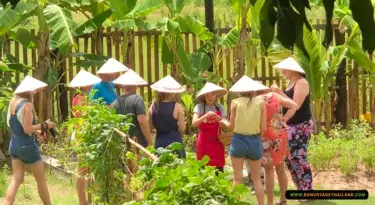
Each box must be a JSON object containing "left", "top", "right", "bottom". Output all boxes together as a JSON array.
[
  {"left": 0, "top": 164, "right": 9, "bottom": 197},
  {"left": 309, "top": 120, "right": 375, "bottom": 174},
  {"left": 124, "top": 143, "right": 251, "bottom": 205},
  {"left": 308, "top": 133, "right": 337, "bottom": 170},
  {"left": 64, "top": 101, "right": 133, "bottom": 205}
]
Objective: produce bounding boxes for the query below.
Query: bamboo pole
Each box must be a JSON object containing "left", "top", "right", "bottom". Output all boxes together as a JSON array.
[{"left": 114, "top": 128, "right": 158, "bottom": 161}]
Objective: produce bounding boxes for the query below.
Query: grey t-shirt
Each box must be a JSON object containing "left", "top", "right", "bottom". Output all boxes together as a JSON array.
[
  {"left": 113, "top": 93, "right": 146, "bottom": 145},
  {"left": 193, "top": 102, "right": 227, "bottom": 117}
]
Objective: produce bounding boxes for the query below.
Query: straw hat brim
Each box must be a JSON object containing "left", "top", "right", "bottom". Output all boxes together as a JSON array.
[
  {"left": 275, "top": 67, "right": 306, "bottom": 74},
  {"left": 196, "top": 89, "right": 227, "bottom": 101},
  {"left": 14, "top": 76, "right": 48, "bottom": 94},
  {"left": 150, "top": 85, "right": 185, "bottom": 93}
]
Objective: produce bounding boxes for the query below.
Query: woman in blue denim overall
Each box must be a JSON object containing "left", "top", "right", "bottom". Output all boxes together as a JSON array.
[{"left": 5, "top": 76, "right": 54, "bottom": 205}]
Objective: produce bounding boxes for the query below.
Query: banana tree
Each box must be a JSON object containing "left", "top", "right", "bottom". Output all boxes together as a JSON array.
[{"left": 0, "top": 0, "right": 113, "bottom": 122}]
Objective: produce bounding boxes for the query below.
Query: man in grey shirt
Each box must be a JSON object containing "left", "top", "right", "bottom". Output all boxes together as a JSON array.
[
  {"left": 111, "top": 70, "right": 152, "bottom": 148},
  {"left": 112, "top": 93, "right": 151, "bottom": 147}
]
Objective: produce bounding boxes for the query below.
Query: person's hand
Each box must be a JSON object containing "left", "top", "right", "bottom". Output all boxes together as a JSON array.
[
  {"left": 219, "top": 119, "right": 229, "bottom": 127},
  {"left": 271, "top": 84, "right": 281, "bottom": 94},
  {"left": 214, "top": 115, "right": 222, "bottom": 122},
  {"left": 45, "top": 119, "right": 55, "bottom": 129},
  {"left": 205, "top": 111, "right": 217, "bottom": 118}
]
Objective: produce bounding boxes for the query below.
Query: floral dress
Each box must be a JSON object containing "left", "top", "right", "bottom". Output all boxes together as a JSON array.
[{"left": 261, "top": 93, "right": 289, "bottom": 166}]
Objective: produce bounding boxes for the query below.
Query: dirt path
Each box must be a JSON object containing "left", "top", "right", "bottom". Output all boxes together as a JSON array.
[{"left": 310, "top": 165, "right": 375, "bottom": 192}]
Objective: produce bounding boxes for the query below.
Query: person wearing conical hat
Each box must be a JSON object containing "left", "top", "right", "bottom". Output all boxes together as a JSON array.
[
  {"left": 192, "top": 82, "right": 228, "bottom": 172},
  {"left": 68, "top": 69, "right": 101, "bottom": 205},
  {"left": 253, "top": 84, "right": 298, "bottom": 205},
  {"left": 91, "top": 58, "right": 129, "bottom": 105},
  {"left": 222, "top": 75, "right": 268, "bottom": 205},
  {"left": 5, "top": 76, "right": 53, "bottom": 205},
  {"left": 112, "top": 69, "right": 152, "bottom": 148},
  {"left": 149, "top": 75, "right": 186, "bottom": 158},
  {"left": 271, "top": 57, "right": 314, "bottom": 194}
]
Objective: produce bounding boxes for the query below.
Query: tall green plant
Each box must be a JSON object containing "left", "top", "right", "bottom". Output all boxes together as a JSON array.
[
  {"left": 294, "top": 26, "right": 328, "bottom": 132},
  {"left": 124, "top": 145, "right": 250, "bottom": 205},
  {"left": 64, "top": 101, "right": 132, "bottom": 204}
]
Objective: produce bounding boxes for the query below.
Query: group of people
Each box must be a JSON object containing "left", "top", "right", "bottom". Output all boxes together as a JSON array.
[{"left": 5, "top": 56, "right": 314, "bottom": 205}]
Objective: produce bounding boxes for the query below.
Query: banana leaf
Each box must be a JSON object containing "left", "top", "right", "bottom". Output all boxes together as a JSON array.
[{"left": 43, "top": 4, "right": 77, "bottom": 53}]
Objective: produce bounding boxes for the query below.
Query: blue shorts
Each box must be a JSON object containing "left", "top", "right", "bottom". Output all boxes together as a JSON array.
[
  {"left": 9, "top": 136, "right": 41, "bottom": 164},
  {"left": 229, "top": 133, "right": 263, "bottom": 161}
]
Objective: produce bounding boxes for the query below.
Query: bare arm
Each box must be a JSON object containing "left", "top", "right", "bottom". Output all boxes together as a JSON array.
[
  {"left": 148, "top": 104, "right": 155, "bottom": 131},
  {"left": 176, "top": 103, "right": 186, "bottom": 134},
  {"left": 23, "top": 103, "right": 54, "bottom": 135},
  {"left": 227, "top": 101, "right": 237, "bottom": 130},
  {"left": 273, "top": 92, "right": 298, "bottom": 109},
  {"left": 283, "top": 79, "right": 309, "bottom": 122},
  {"left": 137, "top": 114, "right": 152, "bottom": 146},
  {"left": 260, "top": 101, "right": 267, "bottom": 136},
  {"left": 23, "top": 103, "right": 42, "bottom": 135}
]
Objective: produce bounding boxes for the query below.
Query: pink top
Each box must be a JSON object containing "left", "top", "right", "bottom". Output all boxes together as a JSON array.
[{"left": 72, "top": 95, "right": 86, "bottom": 118}]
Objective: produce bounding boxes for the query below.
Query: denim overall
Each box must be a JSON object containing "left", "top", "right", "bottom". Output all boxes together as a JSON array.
[{"left": 9, "top": 100, "right": 41, "bottom": 164}]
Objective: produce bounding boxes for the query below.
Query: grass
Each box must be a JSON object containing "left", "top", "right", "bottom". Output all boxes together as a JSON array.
[
  {"left": 1, "top": 170, "right": 374, "bottom": 205},
  {"left": 0, "top": 171, "right": 78, "bottom": 205}
]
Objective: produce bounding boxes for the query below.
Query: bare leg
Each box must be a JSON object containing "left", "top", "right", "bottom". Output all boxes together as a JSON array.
[
  {"left": 76, "top": 166, "right": 89, "bottom": 205},
  {"left": 230, "top": 156, "right": 244, "bottom": 186},
  {"left": 28, "top": 160, "right": 51, "bottom": 205},
  {"left": 249, "top": 159, "right": 264, "bottom": 205},
  {"left": 264, "top": 164, "right": 274, "bottom": 205},
  {"left": 275, "top": 161, "right": 288, "bottom": 202},
  {"left": 5, "top": 159, "right": 26, "bottom": 205}
]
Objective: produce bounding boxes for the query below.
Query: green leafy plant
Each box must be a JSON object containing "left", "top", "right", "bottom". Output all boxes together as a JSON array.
[
  {"left": 309, "top": 120, "right": 375, "bottom": 174},
  {"left": 0, "top": 164, "right": 9, "bottom": 197},
  {"left": 308, "top": 133, "right": 338, "bottom": 170},
  {"left": 124, "top": 143, "right": 250, "bottom": 205},
  {"left": 64, "top": 100, "right": 133, "bottom": 205}
]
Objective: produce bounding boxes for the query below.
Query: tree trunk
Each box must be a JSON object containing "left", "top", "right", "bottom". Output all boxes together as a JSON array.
[
  {"left": 58, "top": 56, "right": 68, "bottom": 122},
  {"left": 313, "top": 100, "right": 322, "bottom": 134},
  {"left": 334, "top": 28, "right": 347, "bottom": 127},
  {"left": 94, "top": 29, "right": 103, "bottom": 55},
  {"left": 348, "top": 63, "right": 359, "bottom": 125},
  {"left": 227, "top": 7, "right": 248, "bottom": 116},
  {"left": 324, "top": 86, "right": 332, "bottom": 131},
  {"left": 35, "top": 32, "right": 51, "bottom": 122},
  {"left": 204, "top": 0, "right": 214, "bottom": 72}
]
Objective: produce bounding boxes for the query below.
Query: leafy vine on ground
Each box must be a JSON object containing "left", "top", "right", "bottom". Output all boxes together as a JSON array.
[{"left": 124, "top": 143, "right": 251, "bottom": 205}]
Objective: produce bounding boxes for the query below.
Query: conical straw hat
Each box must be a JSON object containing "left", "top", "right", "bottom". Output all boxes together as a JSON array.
[
  {"left": 150, "top": 75, "right": 185, "bottom": 93},
  {"left": 196, "top": 82, "right": 227, "bottom": 101},
  {"left": 229, "top": 75, "right": 269, "bottom": 93},
  {"left": 273, "top": 57, "right": 305, "bottom": 74},
  {"left": 69, "top": 69, "right": 101, "bottom": 88},
  {"left": 15, "top": 76, "right": 48, "bottom": 94},
  {"left": 113, "top": 69, "right": 148, "bottom": 86},
  {"left": 97, "top": 58, "right": 129, "bottom": 74}
]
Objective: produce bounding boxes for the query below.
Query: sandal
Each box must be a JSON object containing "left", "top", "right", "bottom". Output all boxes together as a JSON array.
[{"left": 274, "top": 200, "right": 287, "bottom": 205}]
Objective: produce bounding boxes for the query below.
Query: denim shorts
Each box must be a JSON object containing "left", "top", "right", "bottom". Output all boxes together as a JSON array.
[
  {"left": 9, "top": 136, "right": 41, "bottom": 164},
  {"left": 229, "top": 133, "right": 263, "bottom": 161}
]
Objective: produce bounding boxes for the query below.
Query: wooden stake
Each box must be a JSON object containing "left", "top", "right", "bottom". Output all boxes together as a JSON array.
[{"left": 114, "top": 128, "right": 158, "bottom": 161}]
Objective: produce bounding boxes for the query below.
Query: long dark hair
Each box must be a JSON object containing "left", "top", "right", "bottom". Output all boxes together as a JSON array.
[{"left": 155, "top": 92, "right": 179, "bottom": 113}]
